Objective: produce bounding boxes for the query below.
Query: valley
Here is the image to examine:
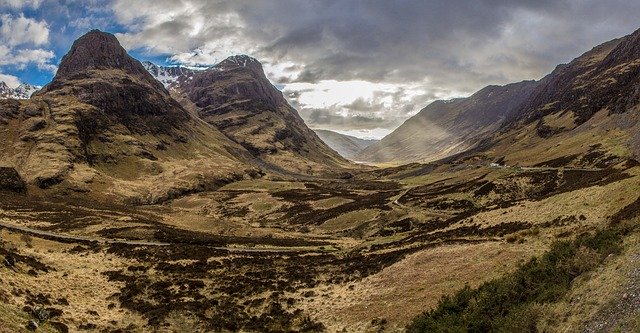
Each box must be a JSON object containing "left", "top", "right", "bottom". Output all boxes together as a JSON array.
[
  {"left": 1, "top": 156, "right": 638, "bottom": 332},
  {"left": 1, "top": 24, "right": 640, "bottom": 333}
]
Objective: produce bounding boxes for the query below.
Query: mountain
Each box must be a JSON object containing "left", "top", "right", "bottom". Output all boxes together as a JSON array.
[
  {"left": 314, "top": 129, "right": 378, "bottom": 160},
  {"left": 0, "top": 82, "right": 40, "bottom": 99},
  {"left": 170, "top": 54, "right": 352, "bottom": 175},
  {"left": 357, "top": 80, "right": 538, "bottom": 164},
  {"left": 0, "top": 30, "right": 255, "bottom": 203},
  {"left": 470, "top": 28, "right": 640, "bottom": 167},
  {"left": 361, "top": 28, "right": 640, "bottom": 167},
  {"left": 142, "top": 61, "right": 196, "bottom": 88}
]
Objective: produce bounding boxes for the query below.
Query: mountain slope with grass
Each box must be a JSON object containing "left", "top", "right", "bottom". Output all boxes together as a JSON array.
[
  {"left": 452, "top": 29, "right": 640, "bottom": 168},
  {"left": 0, "top": 30, "right": 256, "bottom": 204},
  {"left": 357, "top": 80, "right": 538, "bottom": 164},
  {"left": 171, "top": 55, "right": 354, "bottom": 176}
]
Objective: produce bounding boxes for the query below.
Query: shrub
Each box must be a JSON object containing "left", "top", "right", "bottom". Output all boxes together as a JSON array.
[{"left": 407, "top": 224, "right": 629, "bottom": 333}]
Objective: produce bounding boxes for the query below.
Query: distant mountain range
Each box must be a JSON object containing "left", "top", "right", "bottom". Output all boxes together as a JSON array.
[
  {"left": 141, "top": 61, "right": 195, "bottom": 88},
  {"left": 5, "top": 27, "right": 640, "bottom": 177},
  {"left": 314, "top": 129, "right": 378, "bottom": 160},
  {"left": 0, "top": 82, "right": 40, "bottom": 99}
]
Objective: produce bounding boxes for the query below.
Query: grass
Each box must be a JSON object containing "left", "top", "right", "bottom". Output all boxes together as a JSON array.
[
  {"left": 0, "top": 302, "right": 59, "bottom": 333},
  {"left": 318, "top": 209, "right": 379, "bottom": 232},
  {"left": 406, "top": 220, "right": 635, "bottom": 333},
  {"left": 310, "top": 197, "right": 353, "bottom": 210},
  {"left": 221, "top": 179, "right": 306, "bottom": 192}
]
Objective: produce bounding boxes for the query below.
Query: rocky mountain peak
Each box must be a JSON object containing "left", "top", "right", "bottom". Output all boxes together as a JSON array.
[
  {"left": 215, "top": 55, "right": 263, "bottom": 72},
  {"left": 0, "top": 82, "right": 40, "bottom": 99},
  {"left": 54, "top": 30, "right": 154, "bottom": 83}
]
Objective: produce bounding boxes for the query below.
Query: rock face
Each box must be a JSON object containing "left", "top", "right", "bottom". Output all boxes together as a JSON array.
[
  {"left": 358, "top": 80, "right": 538, "bottom": 163},
  {"left": 40, "top": 30, "right": 189, "bottom": 136},
  {"left": 53, "top": 30, "right": 156, "bottom": 85},
  {"left": 173, "top": 55, "right": 352, "bottom": 175},
  {"left": 0, "top": 167, "right": 26, "bottom": 193}
]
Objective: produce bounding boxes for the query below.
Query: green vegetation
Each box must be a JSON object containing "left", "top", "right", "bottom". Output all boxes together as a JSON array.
[{"left": 406, "top": 221, "right": 636, "bottom": 333}]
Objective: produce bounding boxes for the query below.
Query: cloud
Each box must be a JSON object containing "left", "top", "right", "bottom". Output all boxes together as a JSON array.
[
  {"left": 106, "top": 1, "right": 640, "bottom": 135},
  {"left": 0, "top": 72, "right": 21, "bottom": 87},
  {"left": 0, "top": 0, "right": 42, "bottom": 9},
  {"left": 0, "top": 12, "right": 56, "bottom": 76},
  {"left": 0, "top": 45, "right": 56, "bottom": 72},
  {"left": 0, "top": 13, "right": 49, "bottom": 46}
]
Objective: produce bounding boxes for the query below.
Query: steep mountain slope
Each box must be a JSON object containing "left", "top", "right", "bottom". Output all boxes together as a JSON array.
[
  {"left": 0, "top": 82, "right": 40, "bottom": 99},
  {"left": 314, "top": 129, "right": 378, "bottom": 160},
  {"left": 475, "top": 29, "right": 640, "bottom": 167},
  {"left": 358, "top": 80, "right": 538, "bottom": 164},
  {"left": 0, "top": 30, "right": 255, "bottom": 203},
  {"left": 142, "top": 61, "right": 195, "bottom": 88},
  {"left": 172, "top": 55, "right": 352, "bottom": 175}
]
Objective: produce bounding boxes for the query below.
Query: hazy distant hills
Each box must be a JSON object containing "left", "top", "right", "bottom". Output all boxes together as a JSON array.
[{"left": 314, "top": 129, "right": 378, "bottom": 160}]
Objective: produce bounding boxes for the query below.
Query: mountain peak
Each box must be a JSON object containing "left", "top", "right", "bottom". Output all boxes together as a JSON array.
[
  {"left": 216, "top": 55, "right": 262, "bottom": 71},
  {"left": 54, "top": 30, "right": 151, "bottom": 80}
]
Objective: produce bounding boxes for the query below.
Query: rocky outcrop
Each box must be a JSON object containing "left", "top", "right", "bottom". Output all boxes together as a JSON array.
[
  {"left": 52, "top": 30, "right": 159, "bottom": 87},
  {"left": 40, "top": 30, "right": 189, "bottom": 136}
]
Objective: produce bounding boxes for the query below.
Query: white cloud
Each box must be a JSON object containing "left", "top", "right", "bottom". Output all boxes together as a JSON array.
[
  {"left": 0, "top": 72, "right": 21, "bottom": 87},
  {"left": 0, "top": 0, "right": 42, "bottom": 9},
  {"left": 0, "top": 13, "right": 49, "bottom": 46},
  {"left": 0, "top": 45, "right": 56, "bottom": 72},
  {"left": 0, "top": 13, "right": 55, "bottom": 74}
]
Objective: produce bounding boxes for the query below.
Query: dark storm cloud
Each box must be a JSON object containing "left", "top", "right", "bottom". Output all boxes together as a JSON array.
[{"left": 111, "top": 0, "right": 640, "bottom": 135}]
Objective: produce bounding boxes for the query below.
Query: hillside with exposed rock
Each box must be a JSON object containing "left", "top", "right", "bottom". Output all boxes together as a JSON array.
[
  {"left": 0, "top": 30, "right": 256, "bottom": 204},
  {"left": 168, "top": 55, "right": 353, "bottom": 175},
  {"left": 468, "top": 28, "right": 640, "bottom": 168},
  {"left": 358, "top": 80, "right": 538, "bottom": 164}
]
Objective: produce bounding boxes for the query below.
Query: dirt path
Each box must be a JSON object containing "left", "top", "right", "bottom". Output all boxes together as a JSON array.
[{"left": 0, "top": 220, "right": 318, "bottom": 253}]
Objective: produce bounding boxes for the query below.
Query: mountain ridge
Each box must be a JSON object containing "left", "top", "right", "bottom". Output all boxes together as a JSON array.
[
  {"left": 0, "top": 30, "right": 256, "bottom": 204},
  {"left": 314, "top": 129, "right": 378, "bottom": 160},
  {"left": 0, "top": 82, "right": 40, "bottom": 99},
  {"left": 358, "top": 80, "right": 538, "bottom": 164}
]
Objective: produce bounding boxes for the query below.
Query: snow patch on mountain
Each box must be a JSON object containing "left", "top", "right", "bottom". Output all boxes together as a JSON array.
[
  {"left": 142, "top": 61, "right": 196, "bottom": 88},
  {"left": 0, "top": 82, "right": 41, "bottom": 99}
]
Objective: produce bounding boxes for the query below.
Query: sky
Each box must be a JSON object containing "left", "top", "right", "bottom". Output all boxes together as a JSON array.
[{"left": 2, "top": 1, "right": 640, "bottom": 139}]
